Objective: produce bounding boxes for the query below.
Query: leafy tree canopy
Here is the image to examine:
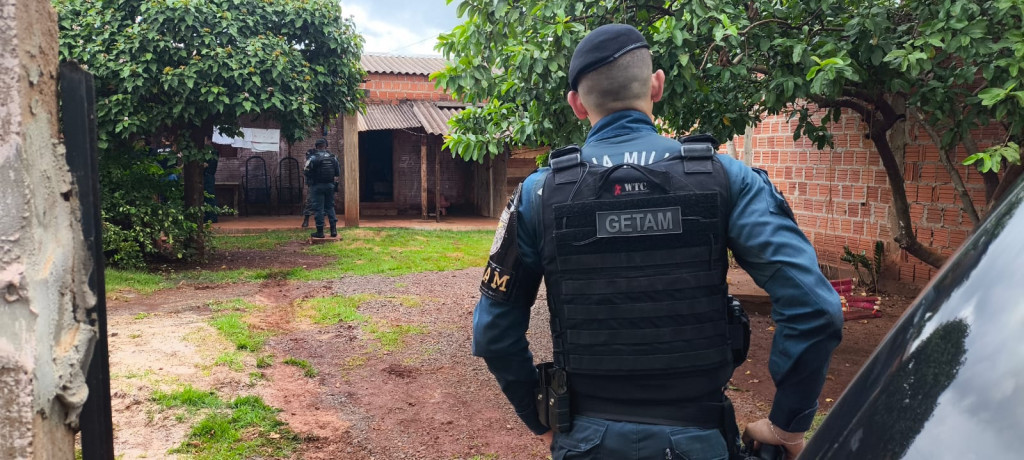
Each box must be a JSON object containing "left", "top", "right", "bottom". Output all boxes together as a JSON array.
[
  {"left": 56, "top": 0, "right": 365, "bottom": 150},
  {"left": 436, "top": 0, "right": 1024, "bottom": 267},
  {"left": 437, "top": 0, "right": 1021, "bottom": 160},
  {"left": 55, "top": 0, "right": 365, "bottom": 265}
]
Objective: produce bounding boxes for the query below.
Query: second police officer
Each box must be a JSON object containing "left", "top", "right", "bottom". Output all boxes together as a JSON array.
[
  {"left": 472, "top": 24, "right": 843, "bottom": 460},
  {"left": 304, "top": 138, "right": 341, "bottom": 238}
]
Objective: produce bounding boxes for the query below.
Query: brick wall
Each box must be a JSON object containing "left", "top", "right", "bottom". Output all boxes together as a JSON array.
[
  {"left": 392, "top": 130, "right": 472, "bottom": 213},
  {"left": 362, "top": 73, "right": 453, "bottom": 104},
  {"left": 726, "top": 109, "right": 1005, "bottom": 285},
  {"left": 214, "top": 116, "right": 345, "bottom": 212}
]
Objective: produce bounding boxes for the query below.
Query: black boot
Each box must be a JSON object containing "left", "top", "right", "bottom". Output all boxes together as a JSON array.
[
  {"left": 330, "top": 222, "right": 338, "bottom": 237},
  {"left": 301, "top": 215, "right": 310, "bottom": 228},
  {"left": 311, "top": 226, "right": 324, "bottom": 238}
]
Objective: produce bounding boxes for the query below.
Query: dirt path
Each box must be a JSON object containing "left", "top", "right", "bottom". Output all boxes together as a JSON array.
[{"left": 105, "top": 266, "right": 914, "bottom": 459}]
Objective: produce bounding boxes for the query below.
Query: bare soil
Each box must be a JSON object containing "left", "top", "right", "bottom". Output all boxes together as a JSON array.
[{"left": 105, "top": 248, "right": 917, "bottom": 459}]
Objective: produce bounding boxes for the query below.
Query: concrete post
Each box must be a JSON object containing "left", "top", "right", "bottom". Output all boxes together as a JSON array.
[{"left": 1, "top": 1, "right": 99, "bottom": 458}]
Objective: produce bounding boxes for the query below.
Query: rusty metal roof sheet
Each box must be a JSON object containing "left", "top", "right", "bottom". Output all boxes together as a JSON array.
[
  {"left": 361, "top": 54, "right": 447, "bottom": 76},
  {"left": 359, "top": 101, "right": 467, "bottom": 135}
]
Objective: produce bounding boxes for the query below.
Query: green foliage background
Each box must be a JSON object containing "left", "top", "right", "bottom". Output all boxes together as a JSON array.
[
  {"left": 54, "top": 0, "right": 365, "bottom": 267},
  {"left": 435, "top": 0, "right": 1023, "bottom": 166}
]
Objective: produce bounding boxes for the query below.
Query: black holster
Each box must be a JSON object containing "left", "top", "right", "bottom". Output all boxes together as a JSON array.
[
  {"left": 727, "top": 295, "right": 751, "bottom": 368},
  {"left": 535, "top": 362, "right": 572, "bottom": 433}
]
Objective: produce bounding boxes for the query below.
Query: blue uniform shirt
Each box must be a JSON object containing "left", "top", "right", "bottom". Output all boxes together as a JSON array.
[{"left": 472, "top": 110, "right": 844, "bottom": 435}]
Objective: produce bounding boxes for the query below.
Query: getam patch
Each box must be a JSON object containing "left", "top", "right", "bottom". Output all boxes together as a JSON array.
[{"left": 596, "top": 206, "right": 683, "bottom": 237}]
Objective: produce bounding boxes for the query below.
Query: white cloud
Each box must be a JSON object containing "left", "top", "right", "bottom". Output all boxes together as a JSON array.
[{"left": 342, "top": 2, "right": 446, "bottom": 55}]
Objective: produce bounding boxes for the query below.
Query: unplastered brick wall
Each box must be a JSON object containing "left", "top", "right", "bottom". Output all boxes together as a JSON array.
[
  {"left": 392, "top": 129, "right": 472, "bottom": 213},
  {"left": 214, "top": 116, "right": 345, "bottom": 211},
  {"left": 726, "top": 109, "right": 1005, "bottom": 285},
  {"left": 361, "top": 72, "right": 453, "bottom": 104}
]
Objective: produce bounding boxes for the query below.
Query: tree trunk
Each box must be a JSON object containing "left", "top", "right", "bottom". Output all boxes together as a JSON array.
[
  {"left": 910, "top": 110, "right": 981, "bottom": 225},
  {"left": 869, "top": 118, "right": 949, "bottom": 268},
  {"left": 991, "top": 163, "right": 1023, "bottom": 205},
  {"left": 183, "top": 123, "right": 213, "bottom": 258}
]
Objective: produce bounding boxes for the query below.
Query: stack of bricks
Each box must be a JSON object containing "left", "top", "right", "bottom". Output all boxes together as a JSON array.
[{"left": 726, "top": 108, "right": 1005, "bottom": 285}]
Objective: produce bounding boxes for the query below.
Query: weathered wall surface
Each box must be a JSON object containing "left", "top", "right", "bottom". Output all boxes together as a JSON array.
[
  {"left": 724, "top": 109, "right": 1005, "bottom": 285},
  {"left": 1, "top": 0, "right": 98, "bottom": 458}
]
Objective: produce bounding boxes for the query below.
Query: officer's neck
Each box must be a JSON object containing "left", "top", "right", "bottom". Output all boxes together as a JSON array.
[{"left": 587, "top": 106, "right": 654, "bottom": 126}]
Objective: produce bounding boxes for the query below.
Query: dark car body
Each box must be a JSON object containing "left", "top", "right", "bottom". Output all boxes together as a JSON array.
[{"left": 800, "top": 177, "right": 1024, "bottom": 459}]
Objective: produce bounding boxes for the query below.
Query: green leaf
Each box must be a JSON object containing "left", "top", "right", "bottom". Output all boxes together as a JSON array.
[{"left": 962, "top": 153, "right": 984, "bottom": 165}]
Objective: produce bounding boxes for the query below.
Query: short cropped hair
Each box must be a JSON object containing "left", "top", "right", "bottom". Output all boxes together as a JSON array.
[
  {"left": 576, "top": 48, "right": 653, "bottom": 116},
  {"left": 315, "top": 138, "right": 328, "bottom": 147}
]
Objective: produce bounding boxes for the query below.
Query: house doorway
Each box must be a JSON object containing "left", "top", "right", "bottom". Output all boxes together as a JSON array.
[{"left": 359, "top": 130, "right": 394, "bottom": 202}]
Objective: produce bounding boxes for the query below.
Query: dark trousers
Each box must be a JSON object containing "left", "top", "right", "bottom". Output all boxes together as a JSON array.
[
  {"left": 303, "top": 188, "right": 315, "bottom": 216},
  {"left": 310, "top": 182, "right": 337, "bottom": 227},
  {"left": 550, "top": 415, "right": 732, "bottom": 460}
]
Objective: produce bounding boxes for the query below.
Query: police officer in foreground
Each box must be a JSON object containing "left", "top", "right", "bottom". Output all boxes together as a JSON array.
[
  {"left": 472, "top": 24, "right": 843, "bottom": 460},
  {"left": 304, "top": 138, "right": 340, "bottom": 238}
]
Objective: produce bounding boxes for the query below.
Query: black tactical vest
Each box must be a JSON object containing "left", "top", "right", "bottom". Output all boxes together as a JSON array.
[
  {"left": 540, "top": 141, "right": 733, "bottom": 427},
  {"left": 310, "top": 151, "right": 337, "bottom": 183}
]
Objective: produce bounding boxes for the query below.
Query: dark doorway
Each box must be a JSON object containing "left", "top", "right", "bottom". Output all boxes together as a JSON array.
[{"left": 359, "top": 131, "right": 394, "bottom": 202}]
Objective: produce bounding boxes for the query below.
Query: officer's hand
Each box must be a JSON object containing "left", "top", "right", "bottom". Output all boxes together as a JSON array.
[
  {"left": 539, "top": 430, "right": 553, "bottom": 447},
  {"left": 742, "top": 419, "right": 805, "bottom": 460}
]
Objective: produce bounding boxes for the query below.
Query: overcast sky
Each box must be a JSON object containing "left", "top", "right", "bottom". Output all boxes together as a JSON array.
[{"left": 339, "top": 0, "right": 463, "bottom": 56}]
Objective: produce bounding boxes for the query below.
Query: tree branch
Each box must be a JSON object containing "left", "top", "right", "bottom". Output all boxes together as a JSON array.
[
  {"left": 817, "top": 96, "right": 948, "bottom": 268},
  {"left": 991, "top": 163, "right": 1023, "bottom": 204},
  {"left": 910, "top": 108, "right": 981, "bottom": 225}
]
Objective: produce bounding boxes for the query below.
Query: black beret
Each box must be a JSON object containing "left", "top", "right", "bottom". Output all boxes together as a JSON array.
[{"left": 568, "top": 24, "right": 650, "bottom": 91}]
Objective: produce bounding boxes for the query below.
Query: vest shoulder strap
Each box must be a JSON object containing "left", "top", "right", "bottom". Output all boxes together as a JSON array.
[
  {"left": 549, "top": 145, "right": 583, "bottom": 185},
  {"left": 680, "top": 142, "right": 715, "bottom": 174}
]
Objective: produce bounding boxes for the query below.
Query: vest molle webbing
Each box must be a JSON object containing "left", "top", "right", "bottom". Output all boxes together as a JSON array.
[{"left": 539, "top": 142, "right": 734, "bottom": 426}]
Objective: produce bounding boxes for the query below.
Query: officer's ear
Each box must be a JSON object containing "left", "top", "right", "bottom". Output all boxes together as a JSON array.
[
  {"left": 650, "top": 69, "right": 665, "bottom": 103},
  {"left": 567, "top": 91, "right": 589, "bottom": 120}
]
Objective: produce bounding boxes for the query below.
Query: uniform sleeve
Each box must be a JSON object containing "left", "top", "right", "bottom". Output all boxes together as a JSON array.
[
  {"left": 719, "top": 156, "right": 844, "bottom": 433},
  {"left": 472, "top": 170, "right": 547, "bottom": 434}
]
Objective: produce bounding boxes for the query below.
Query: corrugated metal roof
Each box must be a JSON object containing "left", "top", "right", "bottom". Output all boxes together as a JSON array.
[
  {"left": 359, "top": 101, "right": 467, "bottom": 135},
  {"left": 357, "top": 103, "right": 420, "bottom": 132},
  {"left": 411, "top": 101, "right": 462, "bottom": 136},
  {"left": 361, "top": 54, "right": 447, "bottom": 76}
]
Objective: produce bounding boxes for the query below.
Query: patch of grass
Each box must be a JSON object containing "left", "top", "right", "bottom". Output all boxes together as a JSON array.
[
  {"left": 248, "top": 371, "right": 266, "bottom": 385},
  {"left": 387, "top": 295, "right": 422, "bottom": 308},
  {"left": 208, "top": 298, "right": 261, "bottom": 312},
  {"left": 282, "top": 357, "right": 318, "bottom": 378},
  {"left": 806, "top": 411, "right": 830, "bottom": 439},
  {"left": 128, "top": 332, "right": 142, "bottom": 339},
  {"left": 179, "top": 268, "right": 300, "bottom": 284},
  {"left": 106, "top": 269, "right": 173, "bottom": 294},
  {"left": 341, "top": 355, "right": 368, "bottom": 371},
  {"left": 363, "top": 322, "right": 427, "bottom": 352},
  {"left": 214, "top": 351, "right": 245, "bottom": 372},
  {"left": 114, "top": 369, "right": 154, "bottom": 380},
  {"left": 294, "top": 228, "right": 493, "bottom": 279},
  {"left": 302, "top": 295, "right": 373, "bottom": 325},
  {"left": 151, "top": 385, "right": 223, "bottom": 411},
  {"left": 394, "top": 282, "right": 407, "bottom": 288},
  {"left": 211, "top": 230, "right": 309, "bottom": 251},
  {"left": 133, "top": 312, "right": 151, "bottom": 320},
  {"left": 170, "top": 395, "right": 300, "bottom": 460},
  {"left": 209, "top": 313, "right": 269, "bottom": 352},
  {"left": 256, "top": 354, "right": 274, "bottom": 369}
]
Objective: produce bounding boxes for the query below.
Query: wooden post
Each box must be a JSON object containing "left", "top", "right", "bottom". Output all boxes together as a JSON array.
[
  {"left": 435, "top": 138, "right": 441, "bottom": 222},
  {"left": 420, "top": 134, "right": 428, "bottom": 219},
  {"left": 343, "top": 113, "right": 359, "bottom": 227}
]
